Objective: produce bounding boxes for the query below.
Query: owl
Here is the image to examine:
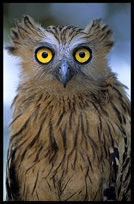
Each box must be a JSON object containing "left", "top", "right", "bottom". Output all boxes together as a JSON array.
[{"left": 6, "top": 16, "right": 131, "bottom": 201}]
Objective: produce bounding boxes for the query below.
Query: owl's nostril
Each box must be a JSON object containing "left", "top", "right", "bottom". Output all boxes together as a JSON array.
[{"left": 58, "top": 66, "right": 70, "bottom": 70}]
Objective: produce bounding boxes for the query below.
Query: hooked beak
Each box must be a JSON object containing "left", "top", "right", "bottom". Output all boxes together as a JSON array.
[{"left": 56, "top": 58, "right": 74, "bottom": 88}]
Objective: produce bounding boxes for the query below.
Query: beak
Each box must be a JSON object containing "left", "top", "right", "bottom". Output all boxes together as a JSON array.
[{"left": 57, "top": 58, "right": 74, "bottom": 88}]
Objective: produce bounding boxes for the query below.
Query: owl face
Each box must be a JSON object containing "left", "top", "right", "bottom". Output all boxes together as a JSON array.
[
  {"left": 7, "top": 16, "right": 114, "bottom": 93},
  {"left": 34, "top": 28, "right": 93, "bottom": 88}
]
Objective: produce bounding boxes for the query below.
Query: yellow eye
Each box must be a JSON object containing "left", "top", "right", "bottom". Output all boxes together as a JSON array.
[
  {"left": 74, "top": 47, "right": 92, "bottom": 64},
  {"left": 35, "top": 47, "right": 53, "bottom": 64}
]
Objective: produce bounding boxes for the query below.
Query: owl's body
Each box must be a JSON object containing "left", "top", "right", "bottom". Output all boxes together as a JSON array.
[{"left": 6, "top": 16, "right": 131, "bottom": 201}]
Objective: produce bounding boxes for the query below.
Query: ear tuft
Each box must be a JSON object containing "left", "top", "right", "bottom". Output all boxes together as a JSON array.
[
  {"left": 23, "top": 15, "right": 36, "bottom": 28},
  {"left": 85, "top": 18, "right": 102, "bottom": 33},
  {"left": 6, "top": 15, "right": 43, "bottom": 56},
  {"left": 85, "top": 19, "right": 114, "bottom": 52}
]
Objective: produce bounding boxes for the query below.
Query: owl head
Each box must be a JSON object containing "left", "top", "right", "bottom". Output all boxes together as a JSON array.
[{"left": 6, "top": 16, "right": 114, "bottom": 95}]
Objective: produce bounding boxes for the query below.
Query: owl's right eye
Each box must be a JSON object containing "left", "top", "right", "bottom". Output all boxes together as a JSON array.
[
  {"left": 35, "top": 47, "right": 54, "bottom": 64},
  {"left": 73, "top": 47, "right": 92, "bottom": 64}
]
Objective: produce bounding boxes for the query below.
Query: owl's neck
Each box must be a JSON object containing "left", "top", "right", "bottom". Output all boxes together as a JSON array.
[{"left": 13, "top": 79, "right": 109, "bottom": 115}]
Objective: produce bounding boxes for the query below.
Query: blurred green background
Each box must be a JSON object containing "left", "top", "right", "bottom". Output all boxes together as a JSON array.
[{"left": 3, "top": 3, "right": 131, "bottom": 201}]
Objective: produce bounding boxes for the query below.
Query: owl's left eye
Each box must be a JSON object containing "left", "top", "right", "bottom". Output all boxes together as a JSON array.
[
  {"left": 74, "top": 47, "right": 92, "bottom": 64},
  {"left": 35, "top": 47, "right": 53, "bottom": 64}
]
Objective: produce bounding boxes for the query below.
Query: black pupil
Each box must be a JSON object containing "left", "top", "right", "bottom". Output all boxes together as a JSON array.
[
  {"left": 79, "top": 51, "right": 85, "bottom": 58},
  {"left": 42, "top": 51, "right": 48, "bottom": 58}
]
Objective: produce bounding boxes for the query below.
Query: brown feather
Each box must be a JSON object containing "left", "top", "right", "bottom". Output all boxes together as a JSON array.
[{"left": 6, "top": 16, "right": 131, "bottom": 201}]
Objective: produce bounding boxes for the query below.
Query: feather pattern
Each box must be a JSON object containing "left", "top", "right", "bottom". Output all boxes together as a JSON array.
[{"left": 6, "top": 16, "right": 131, "bottom": 201}]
